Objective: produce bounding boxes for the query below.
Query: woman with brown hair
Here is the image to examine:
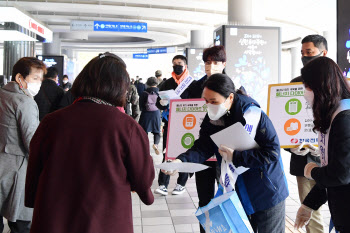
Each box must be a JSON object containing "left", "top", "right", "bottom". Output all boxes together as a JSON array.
[
  {"left": 25, "top": 52, "right": 155, "bottom": 233},
  {"left": 295, "top": 57, "right": 350, "bottom": 232}
]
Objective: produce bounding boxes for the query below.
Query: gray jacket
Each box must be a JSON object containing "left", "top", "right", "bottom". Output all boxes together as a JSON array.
[{"left": 0, "top": 82, "right": 39, "bottom": 221}]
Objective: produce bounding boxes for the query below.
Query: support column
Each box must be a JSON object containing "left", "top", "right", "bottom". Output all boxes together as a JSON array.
[
  {"left": 291, "top": 46, "right": 302, "bottom": 79},
  {"left": 227, "top": 0, "right": 265, "bottom": 25},
  {"left": 62, "top": 48, "right": 78, "bottom": 82},
  {"left": 190, "top": 30, "right": 212, "bottom": 48},
  {"left": 42, "top": 32, "right": 61, "bottom": 55},
  {"left": 323, "top": 30, "right": 337, "bottom": 61},
  {"left": 3, "top": 41, "right": 35, "bottom": 82}
]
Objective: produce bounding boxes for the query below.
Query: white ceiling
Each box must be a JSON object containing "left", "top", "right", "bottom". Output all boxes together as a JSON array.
[{"left": 0, "top": 0, "right": 337, "bottom": 51}]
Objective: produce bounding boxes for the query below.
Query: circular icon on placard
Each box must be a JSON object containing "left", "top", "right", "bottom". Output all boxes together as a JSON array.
[
  {"left": 285, "top": 99, "right": 302, "bottom": 115},
  {"left": 284, "top": 118, "right": 301, "bottom": 136},
  {"left": 181, "top": 133, "right": 195, "bottom": 149},
  {"left": 183, "top": 114, "right": 196, "bottom": 130}
]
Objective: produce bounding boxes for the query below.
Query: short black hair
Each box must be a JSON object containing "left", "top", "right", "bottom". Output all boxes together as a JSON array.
[
  {"left": 202, "top": 46, "right": 226, "bottom": 62},
  {"left": 172, "top": 55, "right": 187, "bottom": 65},
  {"left": 45, "top": 67, "right": 59, "bottom": 79},
  {"left": 302, "top": 35, "right": 328, "bottom": 51},
  {"left": 63, "top": 75, "right": 68, "bottom": 79},
  {"left": 203, "top": 73, "right": 235, "bottom": 98},
  {"left": 71, "top": 52, "right": 130, "bottom": 107}
]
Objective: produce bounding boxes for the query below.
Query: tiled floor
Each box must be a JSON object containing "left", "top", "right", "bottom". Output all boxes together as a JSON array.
[{"left": 2, "top": 133, "right": 336, "bottom": 233}]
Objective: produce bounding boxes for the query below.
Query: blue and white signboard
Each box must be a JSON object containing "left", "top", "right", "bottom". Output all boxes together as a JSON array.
[
  {"left": 147, "top": 48, "right": 167, "bottom": 54},
  {"left": 133, "top": 53, "right": 149, "bottom": 59},
  {"left": 93, "top": 21, "right": 147, "bottom": 32},
  {"left": 147, "top": 47, "right": 176, "bottom": 54}
]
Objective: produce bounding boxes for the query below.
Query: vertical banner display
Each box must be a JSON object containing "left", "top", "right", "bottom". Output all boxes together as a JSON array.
[
  {"left": 213, "top": 25, "right": 280, "bottom": 111},
  {"left": 337, "top": 0, "right": 350, "bottom": 77},
  {"left": 166, "top": 99, "right": 215, "bottom": 160},
  {"left": 267, "top": 82, "right": 318, "bottom": 148},
  {"left": 185, "top": 48, "right": 206, "bottom": 80}
]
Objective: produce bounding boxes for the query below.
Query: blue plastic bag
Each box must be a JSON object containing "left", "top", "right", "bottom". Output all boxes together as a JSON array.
[{"left": 195, "top": 188, "right": 253, "bottom": 233}]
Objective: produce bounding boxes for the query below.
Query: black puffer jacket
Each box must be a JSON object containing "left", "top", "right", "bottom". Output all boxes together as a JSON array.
[{"left": 303, "top": 110, "right": 350, "bottom": 231}]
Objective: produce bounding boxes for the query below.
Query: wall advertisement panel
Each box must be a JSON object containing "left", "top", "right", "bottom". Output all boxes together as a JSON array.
[
  {"left": 214, "top": 25, "right": 281, "bottom": 111},
  {"left": 185, "top": 48, "right": 206, "bottom": 80},
  {"left": 337, "top": 0, "right": 350, "bottom": 78}
]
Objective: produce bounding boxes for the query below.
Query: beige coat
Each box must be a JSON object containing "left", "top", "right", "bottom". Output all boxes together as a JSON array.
[{"left": 0, "top": 82, "right": 39, "bottom": 221}]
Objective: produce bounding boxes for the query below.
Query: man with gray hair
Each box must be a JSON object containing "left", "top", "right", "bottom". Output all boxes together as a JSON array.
[{"left": 155, "top": 70, "right": 164, "bottom": 88}]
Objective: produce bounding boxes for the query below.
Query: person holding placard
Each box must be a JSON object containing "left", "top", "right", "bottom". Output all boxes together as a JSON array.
[
  {"left": 154, "top": 55, "right": 193, "bottom": 196},
  {"left": 289, "top": 34, "right": 328, "bottom": 233},
  {"left": 294, "top": 57, "right": 350, "bottom": 233},
  {"left": 163, "top": 74, "right": 289, "bottom": 233}
]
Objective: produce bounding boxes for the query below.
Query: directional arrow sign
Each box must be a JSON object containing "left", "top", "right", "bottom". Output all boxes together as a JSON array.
[{"left": 94, "top": 21, "right": 147, "bottom": 32}]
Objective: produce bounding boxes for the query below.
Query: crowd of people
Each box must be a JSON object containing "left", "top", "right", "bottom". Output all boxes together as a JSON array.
[{"left": 0, "top": 34, "right": 349, "bottom": 233}]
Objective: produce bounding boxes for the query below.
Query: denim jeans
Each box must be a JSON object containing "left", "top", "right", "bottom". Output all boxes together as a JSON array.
[
  {"left": 249, "top": 200, "right": 286, "bottom": 233},
  {"left": 158, "top": 125, "right": 188, "bottom": 187}
]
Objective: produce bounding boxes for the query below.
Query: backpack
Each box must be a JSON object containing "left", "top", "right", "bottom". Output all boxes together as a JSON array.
[{"left": 144, "top": 91, "right": 158, "bottom": 111}]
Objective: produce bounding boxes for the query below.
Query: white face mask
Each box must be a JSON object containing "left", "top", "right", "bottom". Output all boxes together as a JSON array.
[
  {"left": 23, "top": 79, "right": 41, "bottom": 97},
  {"left": 205, "top": 64, "right": 224, "bottom": 77},
  {"left": 207, "top": 99, "right": 229, "bottom": 121},
  {"left": 304, "top": 89, "right": 314, "bottom": 107},
  {"left": 63, "top": 80, "right": 68, "bottom": 84}
]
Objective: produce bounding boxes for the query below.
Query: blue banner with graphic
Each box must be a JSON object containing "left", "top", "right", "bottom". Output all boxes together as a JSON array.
[
  {"left": 133, "top": 54, "right": 149, "bottom": 59},
  {"left": 93, "top": 21, "right": 147, "bottom": 32}
]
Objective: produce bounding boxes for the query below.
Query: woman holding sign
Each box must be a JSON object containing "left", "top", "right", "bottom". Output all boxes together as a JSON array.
[
  {"left": 294, "top": 57, "right": 350, "bottom": 232},
  {"left": 163, "top": 74, "right": 288, "bottom": 233}
]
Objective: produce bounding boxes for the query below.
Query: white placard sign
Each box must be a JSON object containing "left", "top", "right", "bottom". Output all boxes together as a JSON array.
[
  {"left": 267, "top": 82, "right": 318, "bottom": 148},
  {"left": 166, "top": 99, "right": 216, "bottom": 160}
]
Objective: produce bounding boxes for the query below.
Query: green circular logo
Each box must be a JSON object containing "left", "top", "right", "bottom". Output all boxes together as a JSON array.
[
  {"left": 285, "top": 98, "right": 302, "bottom": 115},
  {"left": 181, "top": 133, "right": 195, "bottom": 149}
]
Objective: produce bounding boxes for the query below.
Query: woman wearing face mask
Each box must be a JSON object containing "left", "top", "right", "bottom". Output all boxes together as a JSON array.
[
  {"left": 186, "top": 45, "right": 227, "bottom": 233},
  {"left": 0, "top": 57, "right": 46, "bottom": 233},
  {"left": 294, "top": 57, "right": 350, "bottom": 233},
  {"left": 163, "top": 74, "right": 289, "bottom": 233}
]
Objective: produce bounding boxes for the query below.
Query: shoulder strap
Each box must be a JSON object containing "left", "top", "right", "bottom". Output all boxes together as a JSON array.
[{"left": 242, "top": 105, "right": 262, "bottom": 139}]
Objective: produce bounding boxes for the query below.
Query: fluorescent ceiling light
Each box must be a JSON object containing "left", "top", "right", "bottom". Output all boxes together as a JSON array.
[{"left": 0, "top": 30, "right": 38, "bottom": 41}]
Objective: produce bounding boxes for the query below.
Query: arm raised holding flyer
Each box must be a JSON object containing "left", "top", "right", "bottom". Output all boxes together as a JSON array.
[{"left": 162, "top": 74, "right": 289, "bottom": 233}]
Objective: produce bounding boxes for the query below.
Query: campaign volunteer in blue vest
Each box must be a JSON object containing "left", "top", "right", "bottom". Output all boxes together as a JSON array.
[
  {"left": 139, "top": 77, "right": 161, "bottom": 155},
  {"left": 186, "top": 45, "right": 227, "bottom": 233},
  {"left": 163, "top": 74, "right": 289, "bottom": 233},
  {"left": 294, "top": 57, "right": 350, "bottom": 232}
]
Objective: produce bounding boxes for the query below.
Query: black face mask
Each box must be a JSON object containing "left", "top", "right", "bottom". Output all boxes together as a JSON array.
[
  {"left": 173, "top": 65, "right": 184, "bottom": 75},
  {"left": 301, "top": 51, "right": 323, "bottom": 66}
]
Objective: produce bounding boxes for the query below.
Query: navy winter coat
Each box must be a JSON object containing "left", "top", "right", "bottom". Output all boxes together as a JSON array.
[{"left": 177, "top": 94, "right": 289, "bottom": 214}]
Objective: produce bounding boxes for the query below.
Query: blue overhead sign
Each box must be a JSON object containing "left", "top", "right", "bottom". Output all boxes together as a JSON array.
[
  {"left": 147, "top": 47, "right": 175, "bottom": 54},
  {"left": 93, "top": 21, "right": 147, "bottom": 32},
  {"left": 133, "top": 53, "right": 149, "bottom": 59},
  {"left": 147, "top": 48, "right": 167, "bottom": 54}
]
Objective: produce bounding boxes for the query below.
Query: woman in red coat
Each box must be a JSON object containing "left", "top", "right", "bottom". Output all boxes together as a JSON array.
[{"left": 25, "top": 52, "right": 155, "bottom": 233}]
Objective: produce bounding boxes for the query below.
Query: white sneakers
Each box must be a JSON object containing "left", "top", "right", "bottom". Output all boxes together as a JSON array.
[
  {"left": 154, "top": 184, "right": 186, "bottom": 196},
  {"left": 154, "top": 185, "right": 168, "bottom": 195},
  {"left": 172, "top": 184, "right": 186, "bottom": 195}
]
